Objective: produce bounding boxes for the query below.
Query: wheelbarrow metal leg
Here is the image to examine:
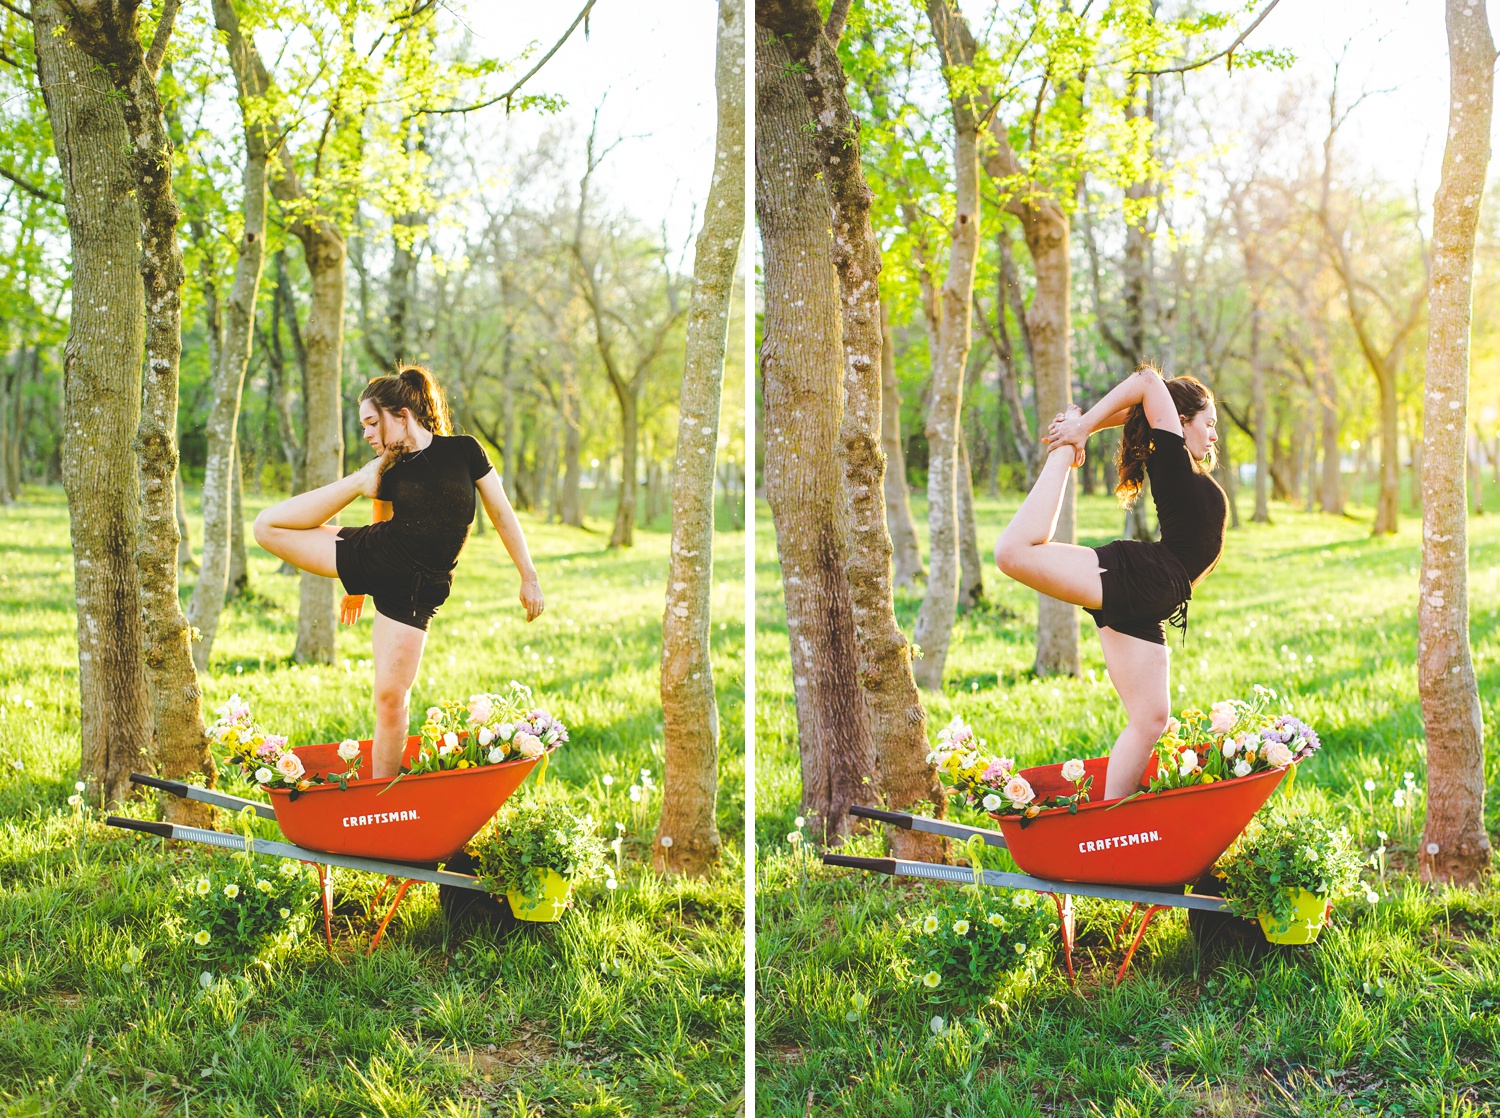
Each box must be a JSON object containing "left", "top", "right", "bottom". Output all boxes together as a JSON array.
[
  {"left": 1046, "top": 892, "right": 1076, "bottom": 985},
  {"left": 368, "top": 875, "right": 396, "bottom": 921},
  {"left": 1115, "top": 902, "right": 1139, "bottom": 947},
  {"left": 367, "top": 879, "right": 416, "bottom": 954},
  {"left": 314, "top": 863, "right": 333, "bottom": 949},
  {"left": 1115, "top": 904, "right": 1169, "bottom": 985}
]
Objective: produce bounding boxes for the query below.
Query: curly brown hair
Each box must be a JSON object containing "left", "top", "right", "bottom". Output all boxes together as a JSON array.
[
  {"left": 359, "top": 364, "right": 452, "bottom": 438},
  {"left": 1115, "top": 365, "right": 1215, "bottom": 507}
]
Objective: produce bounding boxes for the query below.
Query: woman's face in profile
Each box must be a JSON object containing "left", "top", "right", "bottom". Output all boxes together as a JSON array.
[
  {"left": 360, "top": 400, "right": 399, "bottom": 455},
  {"left": 1182, "top": 402, "right": 1219, "bottom": 463}
]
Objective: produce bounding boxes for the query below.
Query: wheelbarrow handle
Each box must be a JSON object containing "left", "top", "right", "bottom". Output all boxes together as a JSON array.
[
  {"left": 822, "top": 853, "right": 898, "bottom": 874},
  {"left": 130, "top": 773, "right": 277, "bottom": 820},
  {"left": 848, "top": 804, "right": 1008, "bottom": 849},
  {"left": 105, "top": 815, "right": 174, "bottom": 839}
]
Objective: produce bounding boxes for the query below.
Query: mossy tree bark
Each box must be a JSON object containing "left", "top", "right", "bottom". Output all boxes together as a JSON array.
[
  {"left": 60, "top": 0, "right": 217, "bottom": 822},
  {"left": 1419, "top": 0, "right": 1495, "bottom": 887},
  {"left": 34, "top": 0, "right": 153, "bottom": 808},
  {"left": 655, "top": 0, "right": 743, "bottom": 878},
  {"left": 755, "top": 20, "right": 877, "bottom": 844},
  {"left": 760, "top": 0, "right": 946, "bottom": 859}
]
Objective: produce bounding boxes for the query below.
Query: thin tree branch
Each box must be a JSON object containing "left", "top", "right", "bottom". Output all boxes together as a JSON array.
[
  {"left": 414, "top": 0, "right": 596, "bottom": 117},
  {"left": 825, "top": 0, "right": 852, "bottom": 45},
  {"left": 144, "top": 0, "right": 180, "bottom": 79},
  {"left": 0, "top": 165, "right": 60, "bottom": 205},
  {"left": 1132, "top": 0, "right": 1282, "bottom": 76}
]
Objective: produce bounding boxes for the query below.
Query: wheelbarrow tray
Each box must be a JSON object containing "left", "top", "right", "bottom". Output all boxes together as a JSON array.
[
  {"left": 993, "top": 756, "right": 1288, "bottom": 888},
  {"left": 267, "top": 735, "right": 541, "bottom": 862}
]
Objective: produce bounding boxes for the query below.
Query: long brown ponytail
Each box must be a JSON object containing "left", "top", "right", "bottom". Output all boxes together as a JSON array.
[
  {"left": 1114, "top": 366, "right": 1215, "bottom": 506},
  {"left": 359, "top": 364, "right": 452, "bottom": 437}
]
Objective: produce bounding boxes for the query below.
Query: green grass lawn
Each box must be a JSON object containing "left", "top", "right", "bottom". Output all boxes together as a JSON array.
[
  {"left": 0, "top": 485, "right": 744, "bottom": 1117},
  {"left": 756, "top": 485, "right": 1500, "bottom": 1117}
]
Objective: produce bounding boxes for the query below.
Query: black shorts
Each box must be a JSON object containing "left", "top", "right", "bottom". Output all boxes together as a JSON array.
[
  {"left": 335, "top": 525, "right": 452, "bottom": 632},
  {"left": 1083, "top": 539, "right": 1192, "bottom": 647}
]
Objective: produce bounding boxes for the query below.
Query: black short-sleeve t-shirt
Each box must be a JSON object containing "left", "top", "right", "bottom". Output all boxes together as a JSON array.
[
  {"left": 374, "top": 434, "right": 494, "bottom": 573},
  {"left": 1146, "top": 428, "right": 1227, "bottom": 584}
]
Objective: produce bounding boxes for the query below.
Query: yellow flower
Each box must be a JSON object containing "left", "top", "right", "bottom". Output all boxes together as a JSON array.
[
  {"left": 457, "top": 760, "right": 471, "bottom": 770},
  {"left": 193, "top": 930, "right": 211, "bottom": 946},
  {"left": 194, "top": 877, "right": 211, "bottom": 896},
  {"left": 256, "top": 880, "right": 272, "bottom": 893},
  {"left": 279, "top": 908, "right": 290, "bottom": 919},
  {"left": 922, "top": 914, "right": 939, "bottom": 934},
  {"left": 987, "top": 913, "right": 1006, "bottom": 927},
  {"left": 952, "top": 920, "right": 970, "bottom": 936},
  {"left": 922, "top": 971, "right": 941, "bottom": 988},
  {"left": 223, "top": 884, "right": 239, "bottom": 899}
]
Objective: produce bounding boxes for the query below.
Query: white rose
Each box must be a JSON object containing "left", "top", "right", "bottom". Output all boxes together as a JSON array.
[
  {"left": 1061, "top": 759, "right": 1086, "bottom": 783},
  {"left": 1265, "top": 741, "right": 1294, "bottom": 768},
  {"left": 254, "top": 767, "right": 273, "bottom": 784},
  {"left": 1178, "top": 750, "right": 1199, "bottom": 777},
  {"left": 275, "top": 753, "right": 304, "bottom": 781},
  {"left": 488, "top": 747, "right": 504, "bottom": 764},
  {"left": 443, "top": 731, "right": 460, "bottom": 750},
  {"left": 1233, "top": 759, "right": 1252, "bottom": 778},
  {"left": 1002, "top": 776, "right": 1035, "bottom": 807},
  {"left": 337, "top": 739, "right": 361, "bottom": 762},
  {"left": 478, "top": 726, "right": 495, "bottom": 747},
  {"left": 982, "top": 793, "right": 1002, "bottom": 812}
]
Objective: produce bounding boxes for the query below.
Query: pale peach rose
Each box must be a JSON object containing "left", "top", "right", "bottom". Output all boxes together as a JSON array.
[
  {"left": 1003, "top": 775, "right": 1035, "bottom": 807},
  {"left": 275, "top": 753, "right": 304, "bottom": 781}
]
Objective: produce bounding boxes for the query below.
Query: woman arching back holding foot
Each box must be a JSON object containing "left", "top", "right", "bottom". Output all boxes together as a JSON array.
[
  {"left": 253, "top": 365, "right": 544, "bottom": 778},
  {"left": 993, "top": 363, "right": 1224, "bottom": 800}
]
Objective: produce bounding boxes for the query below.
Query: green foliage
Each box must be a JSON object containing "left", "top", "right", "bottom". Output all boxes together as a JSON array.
[
  {"left": 905, "top": 881, "right": 1057, "bottom": 1001},
  {"left": 469, "top": 790, "right": 610, "bottom": 906},
  {"left": 165, "top": 840, "right": 321, "bottom": 961},
  {"left": 1218, "top": 809, "right": 1370, "bottom": 933}
]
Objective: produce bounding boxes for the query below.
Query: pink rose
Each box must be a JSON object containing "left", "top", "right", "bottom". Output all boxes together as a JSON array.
[
  {"left": 1209, "top": 702, "right": 1237, "bottom": 734},
  {"left": 275, "top": 753, "right": 304, "bottom": 781},
  {"left": 1002, "top": 775, "right": 1035, "bottom": 807},
  {"left": 1265, "top": 741, "right": 1294, "bottom": 768}
]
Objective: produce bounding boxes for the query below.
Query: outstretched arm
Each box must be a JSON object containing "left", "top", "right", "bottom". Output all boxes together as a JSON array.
[
  {"left": 475, "top": 470, "right": 544, "bottom": 621},
  {"left": 1046, "top": 368, "right": 1182, "bottom": 451}
]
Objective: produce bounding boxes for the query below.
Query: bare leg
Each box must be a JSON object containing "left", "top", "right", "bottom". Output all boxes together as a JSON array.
[
  {"left": 252, "top": 472, "right": 368, "bottom": 579},
  {"left": 994, "top": 444, "right": 1104, "bottom": 609},
  {"left": 370, "top": 610, "right": 427, "bottom": 778},
  {"left": 1098, "top": 626, "right": 1171, "bottom": 798}
]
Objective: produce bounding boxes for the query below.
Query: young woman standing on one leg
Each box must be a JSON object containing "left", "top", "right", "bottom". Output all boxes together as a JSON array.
[
  {"left": 993, "top": 364, "right": 1223, "bottom": 799},
  {"left": 253, "top": 365, "right": 544, "bottom": 778}
]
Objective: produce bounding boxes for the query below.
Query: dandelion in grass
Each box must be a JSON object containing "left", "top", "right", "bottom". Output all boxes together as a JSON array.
[
  {"left": 1366, "top": 890, "right": 1380, "bottom": 904},
  {"left": 629, "top": 785, "right": 642, "bottom": 803},
  {"left": 794, "top": 816, "right": 805, "bottom": 828},
  {"left": 602, "top": 774, "right": 614, "bottom": 787},
  {"left": 787, "top": 831, "right": 801, "bottom": 845},
  {"left": 193, "top": 930, "right": 211, "bottom": 946},
  {"left": 660, "top": 836, "right": 673, "bottom": 849},
  {"left": 1363, "top": 779, "right": 1376, "bottom": 792},
  {"left": 922, "top": 914, "right": 940, "bottom": 934},
  {"left": 74, "top": 780, "right": 85, "bottom": 792},
  {"left": 67, "top": 794, "right": 81, "bottom": 807},
  {"left": 921, "top": 971, "right": 941, "bottom": 989}
]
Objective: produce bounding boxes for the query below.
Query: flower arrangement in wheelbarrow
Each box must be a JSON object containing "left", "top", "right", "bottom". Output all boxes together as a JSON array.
[
  {"left": 410, "top": 681, "right": 568, "bottom": 776},
  {"left": 927, "top": 716, "right": 1092, "bottom": 827},
  {"left": 1144, "top": 685, "right": 1320, "bottom": 794},
  {"left": 211, "top": 694, "right": 362, "bottom": 797}
]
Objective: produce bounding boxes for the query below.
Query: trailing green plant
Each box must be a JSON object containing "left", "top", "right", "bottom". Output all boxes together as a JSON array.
[
  {"left": 1216, "top": 809, "right": 1371, "bottom": 935},
  {"left": 903, "top": 837, "right": 1057, "bottom": 999},
  {"left": 467, "top": 790, "right": 610, "bottom": 906}
]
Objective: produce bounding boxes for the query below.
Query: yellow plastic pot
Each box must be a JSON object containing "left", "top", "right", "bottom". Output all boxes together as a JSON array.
[
  {"left": 1257, "top": 888, "right": 1329, "bottom": 944},
  {"left": 506, "top": 869, "right": 573, "bottom": 922}
]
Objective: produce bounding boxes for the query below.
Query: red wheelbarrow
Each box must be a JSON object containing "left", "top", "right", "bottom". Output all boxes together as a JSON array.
[
  {"left": 108, "top": 735, "right": 545, "bottom": 951},
  {"left": 824, "top": 755, "right": 1299, "bottom": 983}
]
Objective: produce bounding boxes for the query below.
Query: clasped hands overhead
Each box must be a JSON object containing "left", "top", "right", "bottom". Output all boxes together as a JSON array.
[{"left": 1042, "top": 404, "right": 1089, "bottom": 468}]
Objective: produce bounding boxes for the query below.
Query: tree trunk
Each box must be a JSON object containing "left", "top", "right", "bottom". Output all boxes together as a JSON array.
[
  {"left": 35, "top": 0, "right": 153, "bottom": 808},
  {"left": 992, "top": 224, "right": 1037, "bottom": 487},
  {"left": 1250, "top": 291, "right": 1271, "bottom": 524},
  {"left": 227, "top": 442, "right": 249, "bottom": 598},
  {"left": 656, "top": 0, "right": 742, "bottom": 878},
  {"left": 610, "top": 389, "right": 639, "bottom": 548},
  {"left": 956, "top": 431, "right": 983, "bottom": 610},
  {"left": 562, "top": 385, "right": 583, "bottom": 527},
  {"left": 761, "top": 0, "right": 945, "bottom": 860},
  {"left": 1372, "top": 364, "right": 1400, "bottom": 535},
  {"left": 755, "top": 20, "right": 875, "bottom": 843},
  {"left": 188, "top": 29, "right": 269, "bottom": 670},
  {"left": 1320, "top": 365, "right": 1343, "bottom": 514},
  {"left": 174, "top": 471, "right": 195, "bottom": 573},
  {"left": 61, "top": 0, "right": 218, "bottom": 821},
  {"left": 881, "top": 300, "right": 925, "bottom": 588},
  {"left": 912, "top": 1, "right": 981, "bottom": 690},
  {"left": 1418, "top": 0, "right": 1493, "bottom": 887},
  {"left": 1222, "top": 433, "right": 1241, "bottom": 529}
]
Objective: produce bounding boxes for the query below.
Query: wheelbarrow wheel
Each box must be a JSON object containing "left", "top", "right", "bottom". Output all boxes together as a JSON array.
[
  {"left": 1187, "top": 871, "right": 1269, "bottom": 961},
  {"left": 440, "top": 850, "right": 518, "bottom": 935}
]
